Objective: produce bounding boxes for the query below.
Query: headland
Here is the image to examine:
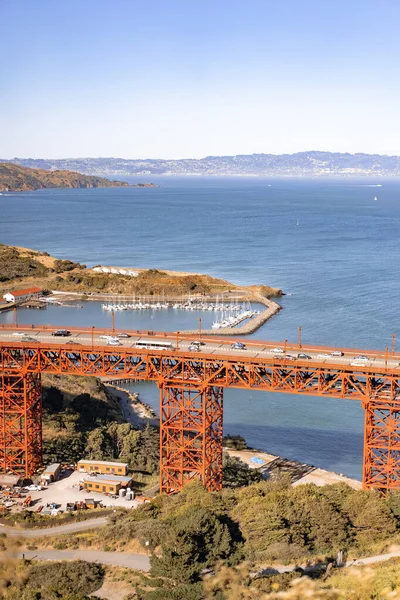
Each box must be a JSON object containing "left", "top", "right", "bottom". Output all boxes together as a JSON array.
[{"left": 0, "top": 244, "right": 283, "bottom": 334}]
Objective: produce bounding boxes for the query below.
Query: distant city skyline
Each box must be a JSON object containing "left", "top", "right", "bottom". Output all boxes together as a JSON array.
[{"left": 1, "top": 0, "right": 400, "bottom": 159}]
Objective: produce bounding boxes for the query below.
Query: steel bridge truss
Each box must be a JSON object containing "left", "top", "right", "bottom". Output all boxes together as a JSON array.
[
  {"left": 0, "top": 370, "right": 42, "bottom": 477},
  {"left": 1, "top": 343, "right": 400, "bottom": 493},
  {"left": 160, "top": 384, "right": 223, "bottom": 494}
]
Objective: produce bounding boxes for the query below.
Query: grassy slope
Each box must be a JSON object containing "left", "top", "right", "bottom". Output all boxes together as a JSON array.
[{"left": 0, "top": 244, "right": 282, "bottom": 297}]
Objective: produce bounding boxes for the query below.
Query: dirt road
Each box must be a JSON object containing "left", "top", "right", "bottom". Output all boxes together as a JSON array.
[{"left": 0, "top": 516, "right": 109, "bottom": 538}]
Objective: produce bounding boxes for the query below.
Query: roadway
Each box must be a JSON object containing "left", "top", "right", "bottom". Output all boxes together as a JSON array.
[{"left": 0, "top": 325, "right": 399, "bottom": 372}]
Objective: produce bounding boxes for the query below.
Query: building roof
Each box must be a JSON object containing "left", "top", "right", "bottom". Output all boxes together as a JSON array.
[
  {"left": 78, "top": 459, "right": 128, "bottom": 468},
  {"left": 83, "top": 474, "right": 132, "bottom": 485},
  {"left": 0, "top": 474, "right": 21, "bottom": 487},
  {"left": 7, "top": 287, "right": 42, "bottom": 298},
  {"left": 43, "top": 463, "right": 61, "bottom": 474}
]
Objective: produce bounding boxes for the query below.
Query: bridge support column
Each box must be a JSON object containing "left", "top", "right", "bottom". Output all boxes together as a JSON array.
[
  {"left": 0, "top": 371, "right": 42, "bottom": 477},
  {"left": 159, "top": 384, "right": 223, "bottom": 495},
  {"left": 362, "top": 397, "right": 400, "bottom": 491}
]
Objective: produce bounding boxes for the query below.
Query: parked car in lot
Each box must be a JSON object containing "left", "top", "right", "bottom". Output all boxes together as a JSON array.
[
  {"left": 231, "top": 342, "right": 246, "bottom": 349},
  {"left": 51, "top": 330, "right": 71, "bottom": 337},
  {"left": 25, "top": 484, "right": 42, "bottom": 492},
  {"left": 298, "top": 353, "right": 312, "bottom": 359},
  {"left": 331, "top": 350, "right": 344, "bottom": 356}
]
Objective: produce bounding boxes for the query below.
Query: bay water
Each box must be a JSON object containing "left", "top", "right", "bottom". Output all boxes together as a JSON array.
[{"left": 1, "top": 176, "right": 400, "bottom": 479}]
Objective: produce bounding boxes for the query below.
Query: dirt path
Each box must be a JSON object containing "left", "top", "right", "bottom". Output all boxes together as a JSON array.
[
  {"left": 15, "top": 548, "right": 150, "bottom": 571},
  {"left": 0, "top": 516, "right": 109, "bottom": 538}
]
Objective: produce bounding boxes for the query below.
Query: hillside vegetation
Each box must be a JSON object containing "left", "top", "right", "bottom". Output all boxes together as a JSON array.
[
  {"left": 42, "top": 374, "right": 159, "bottom": 477},
  {"left": 0, "top": 244, "right": 282, "bottom": 298},
  {"left": 0, "top": 162, "right": 128, "bottom": 191},
  {"left": 35, "top": 479, "right": 400, "bottom": 599}
]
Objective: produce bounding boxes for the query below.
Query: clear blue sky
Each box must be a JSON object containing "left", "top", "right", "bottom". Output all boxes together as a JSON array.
[{"left": 1, "top": 0, "right": 399, "bottom": 159}]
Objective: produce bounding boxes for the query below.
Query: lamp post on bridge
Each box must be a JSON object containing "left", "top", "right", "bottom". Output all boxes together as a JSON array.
[
  {"left": 298, "top": 326, "right": 302, "bottom": 348},
  {"left": 198, "top": 317, "right": 202, "bottom": 341},
  {"left": 392, "top": 333, "right": 396, "bottom": 356},
  {"left": 111, "top": 310, "right": 115, "bottom": 334},
  {"left": 91, "top": 326, "right": 94, "bottom": 350}
]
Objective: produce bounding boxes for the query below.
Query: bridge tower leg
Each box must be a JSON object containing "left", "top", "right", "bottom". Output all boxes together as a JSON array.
[
  {"left": 362, "top": 397, "right": 400, "bottom": 491},
  {"left": 0, "top": 371, "right": 42, "bottom": 477},
  {"left": 159, "top": 384, "right": 223, "bottom": 495}
]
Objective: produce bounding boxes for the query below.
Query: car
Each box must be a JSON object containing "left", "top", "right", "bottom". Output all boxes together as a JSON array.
[
  {"left": 231, "top": 342, "right": 246, "bottom": 349},
  {"left": 13, "top": 332, "right": 28, "bottom": 337},
  {"left": 107, "top": 340, "right": 122, "bottom": 346},
  {"left": 354, "top": 355, "right": 369, "bottom": 361},
  {"left": 21, "top": 336, "right": 37, "bottom": 342},
  {"left": 100, "top": 334, "right": 114, "bottom": 340},
  {"left": 285, "top": 354, "right": 297, "bottom": 360},
  {"left": 188, "top": 345, "right": 201, "bottom": 352},
  {"left": 298, "top": 353, "right": 312, "bottom": 359},
  {"left": 317, "top": 353, "right": 331, "bottom": 358},
  {"left": 189, "top": 340, "right": 205, "bottom": 347},
  {"left": 271, "top": 348, "right": 284, "bottom": 354},
  {"left": 26, "top": 484, "right": 42, "bottom": 492},
  {"left": 66, "top": 340, "right": 81, "bottom": 345},
  {"left": 52, "top": 330, "right": 71, "bottom": 337},
  {"left": 351, "top": 361, "right": 366, "bottom": 367},
  {"left": 331, "top": 351, "right": 344, "bottom": 357},
  {"left": 118, "top": 333, "right": 131, "bottom": 338}
]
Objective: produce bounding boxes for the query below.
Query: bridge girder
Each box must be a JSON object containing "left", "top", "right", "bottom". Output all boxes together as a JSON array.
[{"left": 1, "top": 343, "right": 400, "bottom": 492}]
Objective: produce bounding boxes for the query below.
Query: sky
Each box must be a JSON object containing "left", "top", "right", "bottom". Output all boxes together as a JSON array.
[{"left": 1, "top": 0, "right": 400, "bottom": 159}]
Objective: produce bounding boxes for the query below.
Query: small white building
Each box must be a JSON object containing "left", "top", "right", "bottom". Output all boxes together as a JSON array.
[{"left": 3, "top": 287, "right": 42, "bottom": 303}]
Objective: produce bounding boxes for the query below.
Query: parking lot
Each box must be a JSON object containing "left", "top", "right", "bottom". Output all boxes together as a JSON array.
[{"left": 4, "top": 471, "right": 140, "bottom": 515}]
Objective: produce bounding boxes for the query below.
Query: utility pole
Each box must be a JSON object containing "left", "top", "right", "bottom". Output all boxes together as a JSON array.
[{"left": 298, "top": 326, "right": 302, "bottom": 348}]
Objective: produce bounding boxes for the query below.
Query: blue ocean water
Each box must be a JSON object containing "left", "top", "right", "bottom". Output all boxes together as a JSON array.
[{"left": 1, "top": 176, "right": 400, "bottom": 478}]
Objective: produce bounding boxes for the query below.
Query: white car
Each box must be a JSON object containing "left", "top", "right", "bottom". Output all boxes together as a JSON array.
[
  {"left": 107, "top": 340, "right": 122, "bottom": 346},
  {"left": 100, "top": 334, "right": 114, "bottom": 340},
  {"left": 26, "top": 484, "right": 41, "bottom": 491},
  {"left": 13, "top": 332, "right": 28, "bottom": 337},
  {"left": 331, "top": 351, "right": 344, "bottom": 357},
  {"left": 318, "top": 353, "right": 331, "bottom": 359},
  {"left": 271, "top": 348, "right": 284, "bottom": 354}
]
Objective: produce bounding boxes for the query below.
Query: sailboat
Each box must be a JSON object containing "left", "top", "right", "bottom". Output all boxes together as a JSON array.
[{"left": 374, "top": 196, "right": 378, "bottom": 201}]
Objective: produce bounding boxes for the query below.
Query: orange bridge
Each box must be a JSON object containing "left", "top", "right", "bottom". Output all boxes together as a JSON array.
[{"left": 0, "top": 324, "right": 399, "bottom": 494}]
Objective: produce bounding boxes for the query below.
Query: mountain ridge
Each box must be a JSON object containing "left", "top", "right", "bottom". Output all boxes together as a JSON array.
[
  {"left": 2, "top": 151, "right": 400, "bottom": 177},
  {"left": 0, "top": 162, "right": 128, "bottom": 191}
]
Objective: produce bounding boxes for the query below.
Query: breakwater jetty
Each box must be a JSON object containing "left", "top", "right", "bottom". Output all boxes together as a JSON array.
[{"left": 181, "top": 295, "right": 281, "bottom": 336}]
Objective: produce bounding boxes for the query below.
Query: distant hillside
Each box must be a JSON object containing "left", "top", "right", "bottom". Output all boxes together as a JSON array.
[
  {"left": 0, "top": 162, "right": 128, "bottom": 191},
  {"left": 3, "top": 151, "right": 400, "bottom": 177}
]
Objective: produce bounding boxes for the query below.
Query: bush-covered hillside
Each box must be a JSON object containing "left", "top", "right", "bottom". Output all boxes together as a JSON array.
[{"left": 42, "top": 374, "right": 159, "bottom": 475}]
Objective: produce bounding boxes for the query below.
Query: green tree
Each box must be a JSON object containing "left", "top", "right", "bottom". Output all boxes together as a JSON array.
[
  {"left": 223, "top": 454, "right": 263, "bottom": 488},
  {"left": 150, "top": 506, "right": 233, "bottom": 583},
  {"left": 343, "top": 491, "right": 397, "bottom": 547}
]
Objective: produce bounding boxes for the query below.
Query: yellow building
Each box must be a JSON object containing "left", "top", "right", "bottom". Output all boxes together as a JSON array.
[
  {"left": 77, "top": 460, "right": 128, "bottom": 476},
  {"left": 82, "top": 474, "right": 132, "bottom": 495}
]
